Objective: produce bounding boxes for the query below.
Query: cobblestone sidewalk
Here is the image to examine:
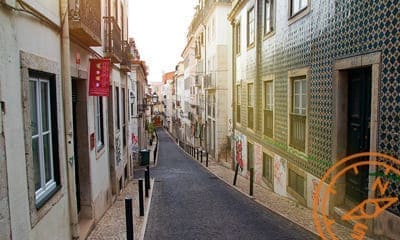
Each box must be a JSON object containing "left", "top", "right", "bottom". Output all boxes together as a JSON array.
[
  {"left": 87, "top": 138, "right": 158, "bottom": 240},
  {"left": 202, "top": 157, "right": 374, "bottom": 240},
  {"left": 87, "top": 180, "right": 153, "bottom": 240}
]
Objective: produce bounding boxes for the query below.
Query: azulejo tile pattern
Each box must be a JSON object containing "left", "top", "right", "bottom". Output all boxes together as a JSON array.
[{"left": 239, "top": 0, "right": 399, "bottom": 214}]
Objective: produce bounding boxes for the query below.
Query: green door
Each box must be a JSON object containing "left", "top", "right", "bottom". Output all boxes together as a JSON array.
[{"left": 346, "top": 67, "right": 371, "bottom": 203}]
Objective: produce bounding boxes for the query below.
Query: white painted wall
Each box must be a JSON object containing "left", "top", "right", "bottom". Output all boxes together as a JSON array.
[{"left": 0, "top": 2, "right": 71, "bottom": 239}]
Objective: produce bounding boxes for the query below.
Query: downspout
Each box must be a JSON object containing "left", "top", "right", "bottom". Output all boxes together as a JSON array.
[
  {"left": 60, "top": 0, "right": 79, "bottom": 239},
  {"left": 203, "top": 22, "right": 207, "bottom": 153},
  {"left": 255, "top": 0, "right": 261, "bottom": 134},
  {"left": 230, "top": 18, "right": 236, "bottom": 170}
]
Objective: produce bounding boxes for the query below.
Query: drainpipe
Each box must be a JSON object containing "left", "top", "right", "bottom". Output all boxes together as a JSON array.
[
  {"left": 60, "top": 0, "right": 79, "bottom": 239},
  {"left": 203, "top": 22, "right": 207, "bottom": 154},
  {"left": 230, "top": 18, "right": 236, "bottom": 170}
]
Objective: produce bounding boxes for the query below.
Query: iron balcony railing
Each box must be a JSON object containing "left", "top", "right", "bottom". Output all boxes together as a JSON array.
[
  {"left": 195, "top": 75, "right": 202, "bottom": 86},
  {"left": 104, "top": 16, "right": 122, "bottom": 63},
  {"left": 289, "top": 114, "right": 306, "bottom": 152},
  {"left": 69, "top": 0, "right": 102, "bottom": 46},
  {"left": 120, "top": 40, "right": 131, "bottom": 72},
  {"left": 205, "top": 73, "right": 216, "bottom": 89}
]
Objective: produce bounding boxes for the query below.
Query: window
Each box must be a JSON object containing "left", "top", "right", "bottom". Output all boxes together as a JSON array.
[
  {"left": 264, "top": 81, "right": 273, "bottom": 137},
  {"left": 122, "top": 88, "right": 126, "bottom": 147},
  {"left": 264, "top": 0, "right": 274, "bottom": 34},
  {"left": 207, "top": 94, "right": 215, "bottom": 118},
  {"left": 292, "top": 78, "right": 306, "bottom": 115},
  {"left": 95, "top": 97, "right": 105, "bottom": 150},
  {"left": 236, "top": 84, "right": 241, "bottom": 123},
  {"left": 235, "top": 22, "right": 241, "bottom": 55},
  {"left": 247, "top": 7, "right": 255, "bottom": 47},
  {"left": 290, "top": 76, "right": 307, "bottom": 152},
  {"left": 195, "top": 39, "right": 201, "bottom": 59},
  {"left": 290, "top": 0, "right": 308, "bottom": 16},
  {"left": 30, "top": 74, "right": 59, "bottom": 205},
  {"left": 288, "top": 168, "right": 305, "bottom": 199},
  {"left": 115, "top": 87, "right": 120, "bottom": 130},
  {"left": 247, "top": 83, "right": 254, "bottom": 129},
  {"left": 262, "top": 153, "right": 273, "bottom": 181}
]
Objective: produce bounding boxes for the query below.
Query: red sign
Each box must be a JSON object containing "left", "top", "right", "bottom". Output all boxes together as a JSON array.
[{"left": 89, "top": 58, "right": 111, "bottom": 96}]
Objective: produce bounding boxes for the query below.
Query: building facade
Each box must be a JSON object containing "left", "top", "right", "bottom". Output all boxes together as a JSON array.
[
  {"left": 187, "top": 0, "right": 233, "bottom": 162},
  {"left": 0, "top": 0, "right": 72, "bottom": 239},
  {"left": 0, "top": 0, "right": 141, "bottom": 239},
  {"left": 129, "top": 38, "right": 148, "bottom": 167},
  {"left": 173, "top": 61, "right": 185, "bottom": 141},
  {"left": 230, "top": 0, "right": 400, "bottom": 238}
]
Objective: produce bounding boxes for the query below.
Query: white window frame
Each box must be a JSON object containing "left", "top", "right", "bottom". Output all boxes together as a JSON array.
[
  {"left": 247, "top": 7, "right": 255, "bottom": 47},
  {"left": 292, "top": 78, "right": 306, "bottom": 115},
  {"left": 235, "top": 21, "right": 241, "bottom": 55},
  {"left": 264, "top": 0, "right": 274, "bottom": 34},
  {"left": 95, "top": 96, "right": 105, "bottom": 150},
  {"left": 30, "top": 77, "right": 56, "bottom": 204},
  {"left": 264, "top": 81, "right": 273, "bottom": 111},
  {"left": 290, "top": 0, "right": 308, "bottom": 16}
]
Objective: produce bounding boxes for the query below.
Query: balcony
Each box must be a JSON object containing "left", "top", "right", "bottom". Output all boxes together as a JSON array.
[
  {"left": 289, "top": 114, "right": 306, "bottom": 152},
  {"left": 120, "top": 40, "right": 131, "bottom": 72},
  {"left": 69, "top": 0, "right": 102, "bottom": 47},
  {"left": 195, "top": 75, "right": 202, "bottom": 86},
  {"left": 104, "top": 16, "right": 122, "bottom": 63},
  {"left": 204, "top": 73, "right": 216, "bottom": 89}
]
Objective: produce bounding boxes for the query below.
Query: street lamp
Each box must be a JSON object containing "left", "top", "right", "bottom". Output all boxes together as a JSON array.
[{"left": 151, "top": 92, "right": 159, "bottom": 104}]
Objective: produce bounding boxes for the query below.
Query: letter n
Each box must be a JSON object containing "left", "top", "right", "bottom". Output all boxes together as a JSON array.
[{"left": 372, "top": 177, "right": 389, "bottom": 195}]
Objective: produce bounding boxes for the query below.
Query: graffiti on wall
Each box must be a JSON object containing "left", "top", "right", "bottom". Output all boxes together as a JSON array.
[
  {"left": 130, "top": 133, "right": 139, "bottom": 153},
  {"left": 254, "top": 143, "right": 263, "bottom": 184},
  {"left": 233, "top": 130, "right": 247, "bottom": 170},
  {"left": 273, "top": 155, "right": 287, "bottom": 196}
]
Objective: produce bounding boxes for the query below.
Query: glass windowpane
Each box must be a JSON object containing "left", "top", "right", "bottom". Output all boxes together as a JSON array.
[
  {"left": 41, "top": 81, "right": 49, "bottom": 131},
  {"left": 30, "top": 81, "right": 38, "bottom": 135},
  {"left": 43, "top": 133, "right": 52, "bottom": 182},
  {"left": 32, "top": 137, "right": 41, "bottom": 191}
]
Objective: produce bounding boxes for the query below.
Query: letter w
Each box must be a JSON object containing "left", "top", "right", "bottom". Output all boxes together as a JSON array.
[{"left": 372, "top": 177, "right": 389, "bottom": 195}]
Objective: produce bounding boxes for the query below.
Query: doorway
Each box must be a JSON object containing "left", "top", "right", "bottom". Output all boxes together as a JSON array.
[
  {"left": 345, "top": 67, "right": 372, "bottom": 203},
  {"left": 72, "top": 78, "right": 92, "bottom": 218}
]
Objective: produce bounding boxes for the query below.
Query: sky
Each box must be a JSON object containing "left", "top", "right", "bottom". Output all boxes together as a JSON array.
[{"left": 128, "top": 0, "right": 198, "bottom": 83}]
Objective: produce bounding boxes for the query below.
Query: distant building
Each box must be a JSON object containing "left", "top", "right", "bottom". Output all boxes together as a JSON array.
[
  {"left": 187, "top": 0, "right": 233, "bottom": 163},
  {"left": 162, "top": 71, "right": 175, "bottom": 131},
  {"left": 128, "top": 38, "right": 148, "bottom": 167}
]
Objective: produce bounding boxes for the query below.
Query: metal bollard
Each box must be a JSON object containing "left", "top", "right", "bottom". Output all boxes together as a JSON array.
[
  {"left": 250, "top": 168, "right": 254, "bottom": 196},
  {"left": 125, "top": 197, "right": 134, "bottom": 240},
  {"left": 154, "top": 144, "right": 157, "bottom": 164},
  {"left": 200, "top": 150, "right": 203, "bottom": 163},
  {"left": 206, "top": 152, "right": 209, "bottom": 167},
  {"left": 196, "top": 149, "right": 199, "bottom": 160},
  {"left": 138, "top": 179, "right": 144, "bottom": 216},
  {"left": 144, "top": 170, "right": 149, "bottom": 198},
  {"left": 233, "top": 164, "right": 239, "bottom": 186},
  {"left": 146, "top": 165, "right": 151, "bottom": 189}
]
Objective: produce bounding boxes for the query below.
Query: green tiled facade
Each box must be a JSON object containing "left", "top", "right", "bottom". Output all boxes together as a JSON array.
[{"left": 233, "top": 0, "right": 399, "bottom": 215}]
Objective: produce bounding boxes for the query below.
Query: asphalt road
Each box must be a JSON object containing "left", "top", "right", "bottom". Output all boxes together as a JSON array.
[{"left": 144, "top": 129, "right": 317, "bottom": 240}]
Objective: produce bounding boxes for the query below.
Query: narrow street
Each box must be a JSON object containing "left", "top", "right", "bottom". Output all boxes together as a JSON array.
[{"left": 144, "top": 129, "right": 317, "bottom": 240}]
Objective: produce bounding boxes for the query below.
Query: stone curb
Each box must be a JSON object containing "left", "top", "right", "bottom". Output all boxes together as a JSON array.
[{"left": 138, "top": 178, "right": 154, "bottom": 240}]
